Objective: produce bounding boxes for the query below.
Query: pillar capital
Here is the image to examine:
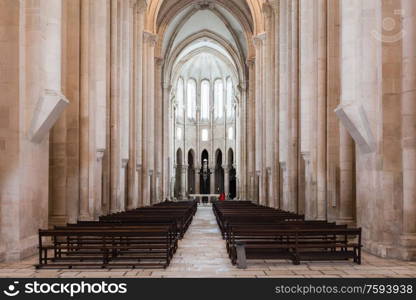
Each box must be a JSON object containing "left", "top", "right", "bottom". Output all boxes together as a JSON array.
[
  {"left": 253, "top": 33, "right": 266, "bottom": 48},
  {"left": 136, "top": 0, "right": 148, "bottom": 13},
  {"left": 143, "top": 31, "right": 158, "bottom": 46},
  {"left": 155, "top": 56, "right": 164, "bottom": 66},
  {"left": 96, "top": 149, "right": 105, "bottom": 162},
  {"left": 262, "top": 2, "right": 274, "bottom": 19},
  {"left": 300, "top": 151, "right": 311, "bottom": 162},
  {"left": 121, "top": 158, "right": 129, "bottom": 168}
]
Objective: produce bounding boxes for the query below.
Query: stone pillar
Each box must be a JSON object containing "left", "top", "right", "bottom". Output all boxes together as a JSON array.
[
  {"left": 253, "top": 34, "right": 266, "bottom": 204},
  {"left": 272, "top": 2, "right": 281, "bottom": 209},
  {"left": 316, "top": 0, "right": 328, "bottom": 220},
  {"left": 338, "top": 127, "right": 355, "bottom": 224},
  {"left": 163, "top": 83, "right": 172, "bottom": 201},
  {"left": 142, "top": 31, "right": 157, "bottom": 206},
  {"left": 326, "top": 0, "right": 341, "bottom": 222},
  {"left": 239, "top": 83, "right": 248, "bottom": 200},
  {"left": 79, "top": 0, "right": 91, "bottom": 220},
  {"left": 155, "top": 57, "right": 164, "bottom": 202},
  {"left": 94, "top": 150, "right": 105, "bottom": 218},
  {"left": 135, "top": 0, "right": 146, "bottom": 207},
  {"left": 210, "top": 167, "right": 215, "bottom": 195},
  {"left": 128, "top": 0, "right": 138, "bottom": 210},
  {"left": 400, "top": 0, "right": 416, "bottom": 253},
  {"left": 247, "top": 58, "right": 256, "bottom": 200},
  {"left": 136, "top": 164, "right": 142, "bottom": 207},
  {"left": 301, "top": 152, "right": 312, "bottom": 219},
  {"left": 339, "top": 0, "right": 357, "bottom": 225},
  {"left": 263, "top": 3, "right": 274, "bottom": 207},
  {"left": 148, "top": 32, "right": 157, "bottom": 204},
  {"left": 195, "top": 165, "right": 200, "bottom": 194},
  {"left": 110, "top": 0, "right": 120, "bottom": 214},
  {"left": 181, "top": 166, "right": 187, "bottom": 199},
  {"left": 47, "top": 0, "right": 66, "bottom": 225},
  {"left": 279, "top": 0, "right": 290, "bottom": 211},
  {"left": 224, "top": 167, "right": 230, "bottom": 197}
]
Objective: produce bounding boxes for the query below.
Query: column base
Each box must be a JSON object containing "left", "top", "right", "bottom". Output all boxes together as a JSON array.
[
  {"left": 364, "top": 237, "right": 416, "bottom": 261},
  {"left": 78, "top": 214, "right": 93, "bottom": 221},
  {"left": 49, "top": 215, "right": 68, "bottom": 226},
  {"left": 336, "top": 217, "right": 356, "bottom": 227}
]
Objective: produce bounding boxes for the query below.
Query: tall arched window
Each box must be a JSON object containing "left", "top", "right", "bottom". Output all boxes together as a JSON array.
[
  {"left": 187, "top": 79, "right": 196, "bottom": 120},
  {"left": 226, "top": 78, "right": 233, "bottom": 119},
  {"left": 214, "top": 79, "right": 224, "bottom": 119},
  {"left": 201, "top": 80, "right": 210, "bottom": 121},
  {"left": 176, "top": 78, "right": 184, "bottom": 118}
]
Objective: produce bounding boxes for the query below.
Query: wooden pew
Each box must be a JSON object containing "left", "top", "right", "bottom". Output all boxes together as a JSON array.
[
  {"left": 228, "top": 227, "right": 361, "bottom": 267},
  {"left": 36, "top": 227, "right": 173, "bottom": 269},
  {"left": 213, "top": 201, "right": 362, "bottom": 268},
  {"left": 35, "top": 200, "right": 197, "bottom": 269}
]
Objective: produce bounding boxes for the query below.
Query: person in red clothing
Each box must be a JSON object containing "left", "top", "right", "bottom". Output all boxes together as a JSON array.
[{"left": 219, "top": 192, "right": 226, "bottom": 201}]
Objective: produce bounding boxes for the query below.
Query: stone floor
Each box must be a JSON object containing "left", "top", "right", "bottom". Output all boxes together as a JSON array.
[{"left": 1, "top": 206, "right": 416, "bottom": 278}]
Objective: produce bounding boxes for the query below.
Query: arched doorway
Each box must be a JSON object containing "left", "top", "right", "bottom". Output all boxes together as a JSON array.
[
  {"left": 187, "top": 150, "right": 195, "bottom": 195},
  {"left": 215, "top": 149, "right": 224, "bottom": 194},
  {"left": 174, "top": 148, "right": 183, "bottom": 198},
  {"left": 228, "top": 148, "right": 237, "bottom": 199},
  {"left": 200, "top": 150, "right": 210, "bottom": 202}
]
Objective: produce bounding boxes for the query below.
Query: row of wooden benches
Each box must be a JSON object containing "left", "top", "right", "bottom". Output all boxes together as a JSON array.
[
  {"left": 213, "top": 201, "right": 362, "bottom": 268},
  {"left": 36, "top": 200, "right": 197, "bottom": 269}
]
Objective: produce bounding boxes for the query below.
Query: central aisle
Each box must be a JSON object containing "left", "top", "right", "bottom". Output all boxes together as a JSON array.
[{"left": 161, "top": 205, "right": 237, "bottom": 276}]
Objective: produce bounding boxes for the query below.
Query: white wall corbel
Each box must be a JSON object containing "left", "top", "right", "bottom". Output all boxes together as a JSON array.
[
  {"left": 29, "top": 89, "right": 69, "bottom": 143},
  {"left": 335, "top": 102, "right": 376, "bottom": 154}
]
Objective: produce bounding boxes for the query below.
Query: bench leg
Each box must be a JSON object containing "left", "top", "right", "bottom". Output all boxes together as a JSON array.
[{"left": 236, "top": 244, "right": 247, "bottom": 269}]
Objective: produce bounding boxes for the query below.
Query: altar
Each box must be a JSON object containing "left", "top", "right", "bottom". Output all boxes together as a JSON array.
[{"left": 188, "top": 194, "right": 220, "bottom": 204}]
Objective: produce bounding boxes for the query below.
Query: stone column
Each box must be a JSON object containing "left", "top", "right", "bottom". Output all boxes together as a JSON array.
[
  {"left": 163, "top": 83, "right": 172, "bottom": 201},
  {"left": 326, "top": 0, "right": 341, "bottom": 221},
  {"left": 128, "top": 0, "right": 138, "bottom": 210},
  {"left": 289, "top": 0, "right": 299, "bottom": 213},
  {"left": 135, "top": 0, "right": 146, "bottom": 207},
  {"left": 155, "top": 57, "right": 164, "bottom": 202},
  {"left": 110, "top": 0, "right": 120, "bottom": 213},
  {"left": 210, "top": 167, "right": 215, "bottom": 195},
  {"left": 119, "top": 159, "right": 129, "bottom": 211},
  {"left": 301, "top": 152, "right": 312, "bottom": 219},
  {"left": 253, "top": 34, "right": 266, "bottom": 204},
  {"left": 273, "top": 1, "right": 280, "bottom": 209},
  {"left": 148, "top": 33, "right": 157, "bottom": 204},
  {"left": 316, "top": 0, "right": 328, "bottom": 220},
  {"left": 239, "top": 83, "right": 248, "bottom": 200},
  {"left": 46, "top": 0, "right": 65, "bottom": 225},
  {"left": 247, "top": 58, "right": 256, "bottom": 200},
  {"left": 181, "top": 166, "right": 187, "bottom": 199},
  {"left": 136, "top": 164, "right": 142, "bottom": 206},
  {"left": 279, "top": 0, "right": 290, "bottom": 211},
  {"left": 94, "top": 149, "right": 105, "bottom": 218},
  {"left": 195, "top": 165, "right": 200, "bottom": 194},
  {"left": 224, "top": 167, "right": 230, "bottom": 197},
  {"left": 338, "top": 0, "right": 357, "bottom": 224},
  {"left": 400, "top": 0, "right": 416, "bottom": 252},
  {"left": 142, "top": 31, "right": 157, "bottom": 206},
  {"left": 79, "top": 0, "right": 91, "bottom": 220},
  {"left": 119, "top": 0, "right": 130, "bottom": 212},
  {"left": 339, "top": 127, "right": 355, "bottom": 224},
  {"left": 263, "top": 2, "right": 274, "bottom": 207}
]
